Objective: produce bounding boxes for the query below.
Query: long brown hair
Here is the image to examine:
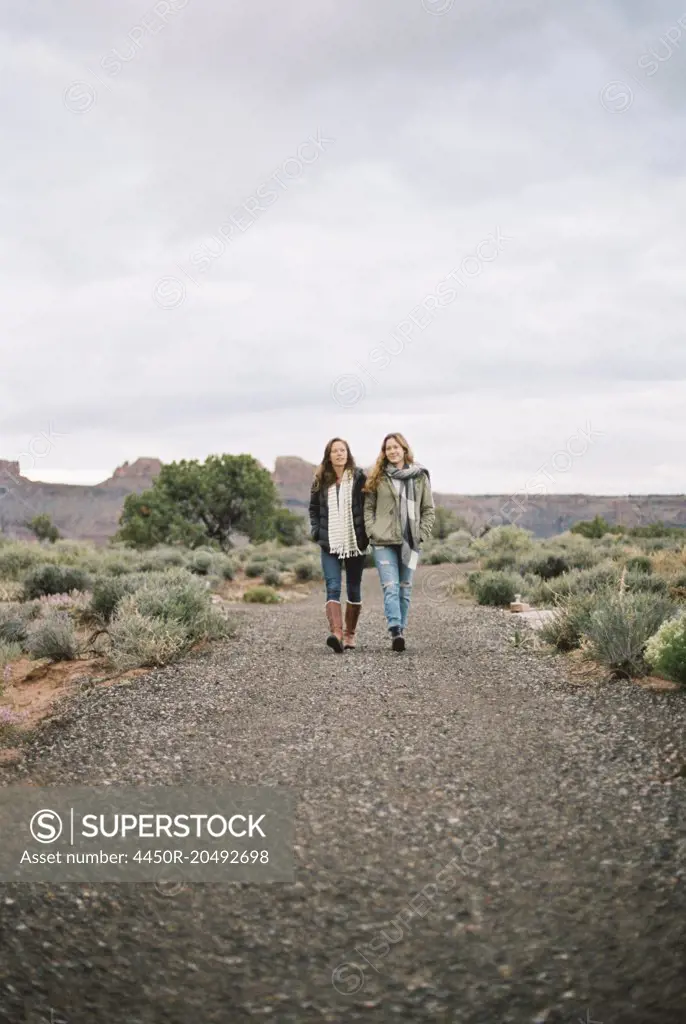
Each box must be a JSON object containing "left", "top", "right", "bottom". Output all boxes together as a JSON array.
[
  {"left": 312, "top": 437, "right": 356, "bottom": 491},
  {"left": 364, "top": 432, "right": 415, "bottom": 492}
]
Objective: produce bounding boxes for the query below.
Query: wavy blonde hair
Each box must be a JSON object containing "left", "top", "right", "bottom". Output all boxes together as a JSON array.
[{"left": 364, "top": 432, "right": 415, "bottom": 492}]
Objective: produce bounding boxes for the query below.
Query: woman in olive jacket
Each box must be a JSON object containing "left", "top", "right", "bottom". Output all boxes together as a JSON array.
[
  {"left": 309, "top": 437, "right": 368, "bottom": 652},
  {"left": 363, "top": 432, "right": 435, "bottom": 651}
]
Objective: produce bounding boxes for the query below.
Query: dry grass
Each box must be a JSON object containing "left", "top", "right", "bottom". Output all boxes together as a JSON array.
[{"left": 650, "top": 548, "right": 686, "bottom": 577}]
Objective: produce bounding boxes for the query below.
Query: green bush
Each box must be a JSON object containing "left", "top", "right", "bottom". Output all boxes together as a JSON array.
[
  {"left": 0, "top": 640, "right": 23, "bottom": 674},
  {"left": 474, "top": 524, "right": 535, "bottom": 558},
  {"left": 245, "top": 560, "right": 266, "bottom": 578},
  {"left": 23, "top": 564, "right": 92, "bottom": 600},
  {"left": 0, "top": 604, "right": 32, "bottom": 646},
  {"left": 570, "top": 515, "right": 618, "bottom": 539},
  {"left": 582, "top": 592, "right": 676, "bottom": 679},
  {"left": 243, "top": 586, "right": 280, "bottom": 604},
  {"left": 294, "top": 559, "right": 318, "bottom": 582},
  {"left": 138, "top": 548, "right": 187, "bottom": 572},
  {"left": 26, "top": 612, "right": 79, "bottom": 662},
  {"left": 471, "top": 570, "right": 520, "bottom": 607},
  {"left": 274, "top": 507, "right": 308, "bottom": 546},
  {"left": 483, "top": 552, "right": 518, "bottom": 571},
  {"left": 262, "top": 566, "right": 281, "bottom": 587},
  {"left": 645, "top": 612, "right": 686, "bottom": 684},
  {"left": 188, "top": 551, "right": 213, "bottom": 575},
  {"left": 626, "top": 555, "right": 652, "bottom": 574},
  {"left": 430, "top": 544, "right": 473, "bottom": 569},
  {"left": 219, "top": 559, "right": 235, "bottom": 580},
  {"left": 0, "top": 544, "right": 50, "bottom": 580},
  {"left": 543, "top": 533, "right": 600, "bottom": 570},
  {"left": 624, "top": 571, "right": 668, "bottom": 595},
  {"left": 89, "top": 576, "right": 138, "bottom": 623},
  {"left": 527, "top": 553, "right": 570, "bottom": 580},
  {"left": 108, "top": 611, "right": 191, "bottom": 669},
  {"left": 571, "top": 563, "right": 621, "bottom": 594},
  {"left": 108, "top": 569, "right": 228, "bottom": 669},
  {"left": 539, "top": 591, "right": 603, "bottom": 651}
]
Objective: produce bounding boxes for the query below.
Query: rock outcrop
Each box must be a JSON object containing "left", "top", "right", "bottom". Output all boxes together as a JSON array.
[
  {"left": 0, "top": 453, "right": 683, "bottom": 543},
  {"left": 97, "top": 458, "right": 163, "bottom": 489}
]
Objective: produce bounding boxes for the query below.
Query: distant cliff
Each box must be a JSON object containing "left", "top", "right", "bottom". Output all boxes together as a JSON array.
[
  {"left": 0, "top": 455, "right": 683, "bottom": 543},
  {"left": 0, "top": 458, "right": 162, "bottom": 545},
  {"left": 272, "top": 457, "right": 686, "bottom": 537}
]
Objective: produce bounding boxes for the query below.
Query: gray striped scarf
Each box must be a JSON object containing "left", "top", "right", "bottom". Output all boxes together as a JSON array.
[{"left": 384, "top": 463, "right": 429, "bottom": 569}]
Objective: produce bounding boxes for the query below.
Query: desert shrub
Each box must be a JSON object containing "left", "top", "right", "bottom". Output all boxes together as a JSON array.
[
  {"left": 570, "top": 515, "right": 620, "bottom": 539},
  {"left": 530, "top": 564, "right": 616, "bottom": 604},
  {"left": 426, "top": 546, "right": 456, "bottom": 565},
  {"left": 245, "top": 560, "right": 266, "bottom": 578},
  {"left": 445, "top": 528, "right": 475, "bottom": 547},
  {"left": 546, "top": 534, "right": 600, "bottom": 570},
  {"left": 138, "top": 547, "right": 188, "bottom": 572},
  {"left": 471, "top": 570, "right": 520, "bottom": 606},
  {"left": 668, "top": 572, "right": 686, "bottom": 592},
  {"left": 294, "top": 559, "right": 320, "bottom": 581},
  {"left": 26, "top": 611, "right": 79, "bottom": 662},
  {"left": 187, "top": 551, "right": 214, "bottom": 575},
  {"left": 108, "top": 611, "right": 191, "bottom": 669},
  {"left": 473, "top": 524, "right": 535, "bottom": 559},
  {"left": 23, "top": 564, "right": 92, "bottom": 600},
  {"left": 626, "top": 555, "right": 652, "bottom": 574},
  {"left": 582, "top": 591, "right": 676, "bottom": 678},
  {"left": 624, "top": 570, "right": 668, "bottom": 595},
  {"left": 116, "top": 569, "right": 219, "bottom": 630},
  {"left": 0, "top": 544, "right": 50, "bottom": 580},
  {"left": 0, "top": 580, "right": 25, "bottom": 601},
  {"left": 139, "top": 548, "right": 188, "bottom": 573},
  {"left": 572, "top": 563, "right": 621, "bottom": 593},
  {"left": 274, "top": 507, "right": 308, "bottom": 546},
  {"left": 539, "top": 591, "right": 604, "bottom": 651},
  {"left": 100, "top": 557, "right": 134, "bottom": 576},
  {"left": 89, "top": 575, "right": 138, "bottom": 623},
  {"left": 645, "top": 612, "right": 686, "bottom": 684},
  {"left": 527, "top": 553, "right": 570, "bottom": 580},
  {"left": 525, "top": 574, "right": 568, "bottom": 606},
  {"left": 261, "top": 566, "right": 281, "bottom": 587},
  {"left": 604, "top": 542, "right": 633, "bottom": 562},
  {"left": 0, "top": 640, "right": 23, "bottom": 672},
  {"left": 243, "top": 586, "right": 280, "bottom": 604},
  {"left": 483, "top": 552, "right": 518, "bottom": 571},
  {"left": 207, "top": 554, "right": 234, "bottom": 579},
  {"left": 0, "top": 603, "right": 40, "bottom": 646},
  {"left": 108, "top": 569, "right": 228, "bottom": 669},
  {"left": 218, "top": 560, "right": 235, "bottom": 580},
  {"left": 650, "top": 548, "right": 686, "bottom": 578}
]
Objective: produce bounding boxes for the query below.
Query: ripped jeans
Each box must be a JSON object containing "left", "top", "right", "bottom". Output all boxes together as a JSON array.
[{"left": 373, "top": 545, "right": 417, "bottom": 631}]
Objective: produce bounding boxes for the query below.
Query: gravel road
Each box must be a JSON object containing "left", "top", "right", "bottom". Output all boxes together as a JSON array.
[{"left": 1, "top": 566, "right": 685, "bottom": 1023}]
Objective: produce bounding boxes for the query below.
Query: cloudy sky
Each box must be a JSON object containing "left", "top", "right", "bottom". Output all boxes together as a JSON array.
[{"left": 2, "top": 0, "right": 685, "bottom": 494}]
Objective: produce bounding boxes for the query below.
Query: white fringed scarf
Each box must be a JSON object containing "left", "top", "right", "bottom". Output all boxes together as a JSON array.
[{"left": 327, "top": 470, "right": 361, "bottom": 559}]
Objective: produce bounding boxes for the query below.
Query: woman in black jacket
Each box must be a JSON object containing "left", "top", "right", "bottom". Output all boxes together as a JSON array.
[{"left": 309, "top": 437, "right": 368, "bottom": 652}]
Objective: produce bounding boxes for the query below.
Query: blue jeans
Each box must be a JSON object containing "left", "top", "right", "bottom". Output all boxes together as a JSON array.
[
  {"left": 320, "top": 549, "right": 365, "bottom": 604},
  {"left": 373, "top": 545, "right": 417, "bottom": 631}
]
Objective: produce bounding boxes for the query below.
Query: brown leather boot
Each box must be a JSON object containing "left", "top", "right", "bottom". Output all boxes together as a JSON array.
[
  {"left": 325, "top": 601, "right": 344, "bottom": 653},
  {"left": 343, "top": 603, "right": 362, "bottom": 649}
]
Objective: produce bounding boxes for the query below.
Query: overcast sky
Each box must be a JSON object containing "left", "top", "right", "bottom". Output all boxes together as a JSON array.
[{"left": 2, "top": 0, "right": 685, "bottom": 494}]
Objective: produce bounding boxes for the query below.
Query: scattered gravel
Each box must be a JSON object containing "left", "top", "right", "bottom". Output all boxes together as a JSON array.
[{"left": 1, "top": 566, "right": 684, "bottom": 1023}]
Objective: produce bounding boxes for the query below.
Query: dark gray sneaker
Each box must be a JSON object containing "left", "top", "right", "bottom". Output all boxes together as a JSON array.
[{"left": 390, "top": 626, "right": 405, "bottom": 652}]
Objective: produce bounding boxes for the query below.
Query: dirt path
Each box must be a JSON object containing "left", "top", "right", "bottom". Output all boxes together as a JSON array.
[{"left": 1, "top": 567, "right": 684, "bottom": 1023}]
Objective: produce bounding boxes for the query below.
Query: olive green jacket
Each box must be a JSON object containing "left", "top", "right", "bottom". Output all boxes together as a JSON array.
[{"left": 363, "top": 471, "right": 436, "bottom": 547}]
